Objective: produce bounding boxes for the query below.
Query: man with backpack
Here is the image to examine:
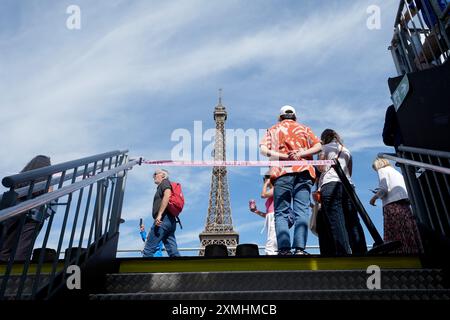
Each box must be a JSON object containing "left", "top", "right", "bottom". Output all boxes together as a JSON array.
[{"left": 142, "top": 169, "right": 182, "bottom": 257}]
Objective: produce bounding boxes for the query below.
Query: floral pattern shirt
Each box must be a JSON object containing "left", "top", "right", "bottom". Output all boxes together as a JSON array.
[{"left": 260, "top": 120, "right": 320, "bottom": 182}]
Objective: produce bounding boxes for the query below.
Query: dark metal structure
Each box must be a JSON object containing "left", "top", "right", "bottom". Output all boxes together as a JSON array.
[
  {"left": 384, "top": 0, "right": 450, "bottom": 264},
  {"left": 0, "top": 150, "right": 137, "bottom": 299},
  {"left": 390, "top": 0, "right": 449, "bottom": 74},
  {"left": 378, "top": 147, "right": 450, "bottom": 260}
]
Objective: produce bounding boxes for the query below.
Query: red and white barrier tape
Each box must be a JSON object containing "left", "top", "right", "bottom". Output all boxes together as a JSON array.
[{"left": 141, "top": 160, "right": 335, "bottom": 167}]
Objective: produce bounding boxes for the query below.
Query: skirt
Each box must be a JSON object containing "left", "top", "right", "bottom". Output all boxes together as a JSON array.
[{"left": 383, "top": 200, "right": 424, "bottom": 254}]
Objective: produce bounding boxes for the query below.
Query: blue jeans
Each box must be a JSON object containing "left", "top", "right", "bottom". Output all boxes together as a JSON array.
[
  {"left": 153, "top": 241, "right": 164, "bottom": 257},
  {"left": 342, "top": 186, "right": 367, "bottom": 255},
  {"left": 273, "top": 172, "right": 313, "bottom": 251},
  {"left": 320, "top": 182, "right": 351, "bottom": 255},
  {"left": 320, "top": 182, "right": 367, "bottom": 255},
  {"left": 143, "top": 214, "right": 180, "bottom": 257}
]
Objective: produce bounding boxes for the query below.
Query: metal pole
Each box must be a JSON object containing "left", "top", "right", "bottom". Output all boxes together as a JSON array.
[{"left": 332, "top": 160, "right": 384, "bottom": 245}]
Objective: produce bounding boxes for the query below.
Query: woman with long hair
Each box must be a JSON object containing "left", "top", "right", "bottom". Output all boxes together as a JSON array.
[
  {"left": 317, "top": 129, "right": 367, "bottom": 255},
  {"left": 249, "top": 174, "right": 278, "bottom": 255}
]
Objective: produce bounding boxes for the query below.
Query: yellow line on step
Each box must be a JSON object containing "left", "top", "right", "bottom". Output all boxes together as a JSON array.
[{"left": 119, "top": 256, "right": 423, "bottom": 273}]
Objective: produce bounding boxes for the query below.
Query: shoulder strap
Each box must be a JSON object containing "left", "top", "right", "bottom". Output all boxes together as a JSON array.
[
  {"left": 323, "top": 144, "right": 343, "bottom": 176},
  {"left": 335, "top": 144, "right": 343, "bottom": 160}
]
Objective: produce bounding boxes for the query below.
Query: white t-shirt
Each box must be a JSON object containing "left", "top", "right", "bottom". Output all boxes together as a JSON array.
[{"left": 318, "top": 141, "right": 353, "bottom": 188}]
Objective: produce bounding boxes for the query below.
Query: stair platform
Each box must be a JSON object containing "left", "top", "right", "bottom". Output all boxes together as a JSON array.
[
  {"left": 89, "top": 255, "right": 450, "bottom": 300},
  {"left": 117, "top": 255, "right": 423, "bottom": 273}
]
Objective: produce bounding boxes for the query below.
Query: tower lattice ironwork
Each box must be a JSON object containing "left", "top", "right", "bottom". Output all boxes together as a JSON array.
[{"left": 199, "top": 90, "right": 239, "bottom": 255}]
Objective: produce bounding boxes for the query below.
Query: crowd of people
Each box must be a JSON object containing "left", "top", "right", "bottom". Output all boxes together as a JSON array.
[
  {"left": 248, "top": 105, "right": 423, "bottom": 256},
  {"left": 0, "top": 105, "right": 424, "bottom": 259},
  {"left": 142, "top": 105, "right": 423, "bottom": 257}
]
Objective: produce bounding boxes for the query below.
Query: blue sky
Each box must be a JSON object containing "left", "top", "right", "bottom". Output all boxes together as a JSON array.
[{"left": 0, "top": 0, "right": 402, "bottom": 256}]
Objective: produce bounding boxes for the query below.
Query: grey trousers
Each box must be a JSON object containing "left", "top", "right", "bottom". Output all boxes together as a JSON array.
[{"left": 0, "top": 214, "right": 42, "bottom": 262}]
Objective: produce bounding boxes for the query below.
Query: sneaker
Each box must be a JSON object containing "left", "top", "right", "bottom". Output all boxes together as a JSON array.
[
  {"left": 278, "top": 250, "right": 292, "bottom": 256},
  {"left": 294, "top": 249, "right": 310, "bottom": 255}
]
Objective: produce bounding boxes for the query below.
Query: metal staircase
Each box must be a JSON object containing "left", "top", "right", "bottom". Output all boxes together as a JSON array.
[
  {"left": 89, "top": 257, "right": 450, "bottom": 300},
  {"left": 0, "top": 150, "right": 137, "bottom": 300},
  {"left": 0, "top": 144, "right": 449, "bottom": 301}
]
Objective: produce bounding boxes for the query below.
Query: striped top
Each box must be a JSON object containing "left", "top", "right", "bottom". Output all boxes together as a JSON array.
[{"left": 260, "top": 119, "right": 321, "bottom": 181}]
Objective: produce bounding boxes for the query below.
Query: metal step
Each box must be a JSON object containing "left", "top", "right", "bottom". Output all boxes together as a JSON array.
[
  {"left": 103, "top": 269, "right": 446, "bottom": 294},
  {"left": 0, "top": 275, "right": 49, "bottom": 297},
  {"left": 90, "top": 289, "right": 450, "bottom": 300}
]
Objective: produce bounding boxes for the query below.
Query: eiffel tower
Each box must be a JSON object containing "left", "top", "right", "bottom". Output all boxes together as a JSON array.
[{"left": 199, "top": 90, "right": 239, "bottom": 255}]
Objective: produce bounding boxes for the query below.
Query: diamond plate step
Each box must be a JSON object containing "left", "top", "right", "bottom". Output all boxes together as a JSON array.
[
  {"left": 90, "top": 289, "right": 450, "bottom": 300},
  {"left": 0, "top": 275, "right": 49, "bottom": 297},
  {"left": 103, "top": 269, "right": 445, "bottom": 293}
]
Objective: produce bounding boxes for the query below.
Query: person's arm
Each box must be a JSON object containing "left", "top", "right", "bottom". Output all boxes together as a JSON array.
[
  {"left": 260, "top": 145, "right": 289, "bottom": 160},
  {"left": 251, "top": 209, "right": 267, "bottom": 218},
  {"left": 249, "top": 202, "right": 267, "bottom": 217},
  {"left": 370, "top": 170, "right": 388, "bottom": 206},
  {"left": 317, "top": 152, "right": 328, "bottom": 172},
  {"left": 261, "top": 181, "right": 273, "bottom": 199},
  {"left": 289, "top": 142, "right": 322, "bottom": 160},
  {"left": 376, "top": 170, "right": 388, "bottom": 198},
  {"left": 260, "top": 127, "right": 290, "bottom": 160},
  {"left": 304, "top": 142, "right": 322, "bottom": 157},
  {"left": 155, "top": 188, "right": 172, "bottom": 226}
]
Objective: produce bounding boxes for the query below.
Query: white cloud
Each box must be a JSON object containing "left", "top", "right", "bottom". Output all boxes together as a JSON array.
[{"left": 1, "top": 0, "right": 399, "bottom": 256}]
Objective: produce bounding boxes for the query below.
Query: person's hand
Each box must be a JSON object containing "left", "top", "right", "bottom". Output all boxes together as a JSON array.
[
  {"left": 155, "top": 215, "right": 163, "bottom": 226},
  {"left": 288, "top": 149, "right": 303, "bottom": 160},
  {"left": 312, "top": 191, "right": 321, "bottom": 203},
  {"left": 369, "top": 196, "right": 377, "bottom": 206},
  {"left": 277, "top": 153, "right": 290, "bottom": 160},
  {"left": 139, "top": 225, "right": 145, "bottom": 232},
  {"left": 250, "top": 206, "right": 258, "bottom": 213}
]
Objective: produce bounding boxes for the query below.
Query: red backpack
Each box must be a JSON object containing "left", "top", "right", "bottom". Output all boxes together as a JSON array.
[{"left": 167, "top": 182, "right": 184, "bottom": 217}]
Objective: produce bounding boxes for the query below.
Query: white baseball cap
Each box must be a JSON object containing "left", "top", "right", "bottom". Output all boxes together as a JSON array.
[{"left": 279, "top": 105, "right": 296, "bottom": 116}]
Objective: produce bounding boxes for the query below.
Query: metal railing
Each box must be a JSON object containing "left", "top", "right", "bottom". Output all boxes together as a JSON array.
[
  {"left": 378, "top": 145, "right": 450, "bottom": 255},
  {"left": 390, "top": 0, "right": 450, "bottom": 75},
  {"left": 0, "top": 150, "right": 137, "bottom": 300}
]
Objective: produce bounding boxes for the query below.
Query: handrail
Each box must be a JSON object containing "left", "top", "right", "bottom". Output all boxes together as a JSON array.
[
  {"left": 378, "top": 153, "right": 450, "bottom": 175},
  {"left": 382, "top": 142, "right": 450, "bottom": 255},
  {"left": 394, "top": 0, "right": 406, "bottom": 27},
  {"left": 390, "top": 0, "right": 450, "bottom": 75},
  {"left": 0, "top": 159, "right": 138, "bottom": 223},
  {"left": 441, "top": 2, "right": 450, "bottom": 18},
  {"left": 0, "top": 159, "right": 121, "bottom": 203},
  {"left": 2, "top": 150, "right": 128, "bottom": 188},
  {"left": 1, "top": 150, "right": 134, "bottom": 300},
  {"left": 398, "top": 145, "right": 450, "bottom": 159}
]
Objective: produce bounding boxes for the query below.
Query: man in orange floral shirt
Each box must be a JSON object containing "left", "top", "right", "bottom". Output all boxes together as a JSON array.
[{"left": 260, "top": 105, "right": 322, "bottom": 255}]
